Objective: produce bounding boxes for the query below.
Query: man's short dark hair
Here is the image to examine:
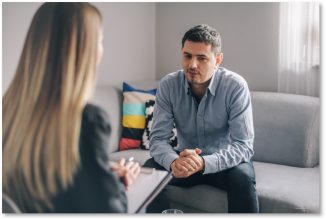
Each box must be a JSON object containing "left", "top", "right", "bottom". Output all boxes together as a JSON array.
[{"left": 182, "top": 24, "right": 222, "bottom": 54}]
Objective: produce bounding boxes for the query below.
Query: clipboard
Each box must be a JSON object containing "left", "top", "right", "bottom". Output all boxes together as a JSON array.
[{"left": 126, "top": 168, "right": 173, "bottom": 213}]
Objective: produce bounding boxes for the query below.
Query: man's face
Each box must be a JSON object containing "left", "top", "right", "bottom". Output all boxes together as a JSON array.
[{"left": 182, "top": 40, "right": 223, "bottom": 85}]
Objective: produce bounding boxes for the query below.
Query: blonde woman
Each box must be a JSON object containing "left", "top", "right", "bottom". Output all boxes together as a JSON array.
[{"left": 3, "top": 3, "right": 140, "bottom": 213}]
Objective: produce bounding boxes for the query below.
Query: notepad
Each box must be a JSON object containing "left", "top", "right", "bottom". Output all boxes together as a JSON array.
[{"left": 126, "top": 169, "right": 172, "bottom": 213}]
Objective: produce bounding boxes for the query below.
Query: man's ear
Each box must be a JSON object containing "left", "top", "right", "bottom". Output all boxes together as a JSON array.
[{"left": 215, "top": 53, "right": 223, "bottom": 66}]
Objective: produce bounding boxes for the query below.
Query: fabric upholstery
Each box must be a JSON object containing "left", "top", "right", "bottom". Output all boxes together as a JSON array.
[
  {"left": 251, "top": 92, "right": 320, "bottom": 167},
  {"left": 253, "top": 162, "right": 319, "bottom": 213},
  {"left": 166, "top": 162, "right": 320, "bottom": 213}
]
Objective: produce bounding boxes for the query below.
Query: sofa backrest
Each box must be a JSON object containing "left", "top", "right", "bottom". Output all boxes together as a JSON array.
[
  {"left": 90, "top": 85, "right": 122, "bottom": 153},
  {"left": 90, "top": 81, "right": 159, "bottom": 153},
  {"left": 251, "top": 91, "right": 320, "bottom": 167},
  {"left": 91, "top": 84, "right": 320, "bottom": 168}
]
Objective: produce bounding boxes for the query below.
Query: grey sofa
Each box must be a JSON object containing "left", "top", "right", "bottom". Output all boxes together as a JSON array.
[{"left": 90, "top": 84, "right": 320, "bottom": 213}]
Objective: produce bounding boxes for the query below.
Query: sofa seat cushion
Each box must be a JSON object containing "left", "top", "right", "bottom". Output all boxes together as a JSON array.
[
  {"left": 165, "top": 161, "right": 319, "bottom": 213},
  {"left": 254, "top": 161, "right": 319, "bottom": 213},
  {"left": 110, "top": 149, "right": 150, "bottom": 165}
]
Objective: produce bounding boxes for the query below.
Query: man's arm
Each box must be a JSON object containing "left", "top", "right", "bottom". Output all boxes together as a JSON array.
[
  {"left": 202, "top": 83, "right": 254, "bottom": 174},
  {"left": 149, "top": 79, "right": 179, "bottom": 171}
]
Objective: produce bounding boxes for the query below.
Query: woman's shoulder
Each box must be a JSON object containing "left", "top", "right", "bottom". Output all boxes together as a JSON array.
[
  {"left": 82, "top": 103, "right": 109, "bottom": 121},
  {"left": 82, "top": 104, "right": 111, "bottom": 131}
]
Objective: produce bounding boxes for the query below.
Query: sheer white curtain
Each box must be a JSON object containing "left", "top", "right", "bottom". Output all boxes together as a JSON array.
[{"left": 278, "top": 2, "right": 320, "bottom": 97}]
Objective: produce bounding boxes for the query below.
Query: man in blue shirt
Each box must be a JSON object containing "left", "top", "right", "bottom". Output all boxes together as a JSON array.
[{"left": 144, "top": 24, "right": 259, "bottom": 213}]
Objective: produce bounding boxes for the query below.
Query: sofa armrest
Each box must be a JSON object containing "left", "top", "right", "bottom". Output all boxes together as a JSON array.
[{"left": 251, "top": 91, "right": 319, "bottom": 167}]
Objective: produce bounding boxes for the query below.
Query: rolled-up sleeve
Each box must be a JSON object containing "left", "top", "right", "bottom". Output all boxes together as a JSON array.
[
  {"left": 149, "top": 80, "right": 179, "bottom": 171},
  {"left": 202, "top": 83, "right": 254, "bottom": 174}
]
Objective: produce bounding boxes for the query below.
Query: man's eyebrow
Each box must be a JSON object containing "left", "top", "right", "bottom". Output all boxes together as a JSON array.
[
  {"left": 183, "top": 51, "right": 192, "bottom": 55},
  {"left": 183, "top": 52, "right": 207, "bottom": 57},
  {"left": 196, "top": 54, "right": 208, "bottom": 58}
]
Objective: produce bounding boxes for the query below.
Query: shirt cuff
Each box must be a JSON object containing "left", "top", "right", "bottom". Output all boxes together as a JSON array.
[
  {"left": 162, "top": 152, "right": 179, "bottom": 171},
  {"left": 202, "top": 154, "right": 217, "bottom": 174}
]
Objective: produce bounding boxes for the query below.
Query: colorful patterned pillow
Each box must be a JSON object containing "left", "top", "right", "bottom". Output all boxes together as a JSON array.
[
  {"left": 141, "top": 100, "right": 178, "bottom": 150},
  {"left": 119, "top": 82, "right": 157, "bottom": 151}
]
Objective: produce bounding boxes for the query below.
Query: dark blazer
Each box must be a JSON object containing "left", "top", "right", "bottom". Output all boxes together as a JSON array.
[{"left": 52, "top": 104, "right": 127, "bottom": 213}]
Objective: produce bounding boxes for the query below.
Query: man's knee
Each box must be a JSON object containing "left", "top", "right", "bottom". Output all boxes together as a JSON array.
[{"left": 226, "top": 162, "right": 256, "bottom": 187}]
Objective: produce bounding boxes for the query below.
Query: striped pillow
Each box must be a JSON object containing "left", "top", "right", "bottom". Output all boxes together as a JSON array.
[
  {"left": 119, "top": 82, "right": 157, "bottom": 151},
  {"left": 141, "top": 100, "right": 178, "bottom": 150}
]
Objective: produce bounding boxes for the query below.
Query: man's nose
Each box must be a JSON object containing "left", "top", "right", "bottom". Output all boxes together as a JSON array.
[{"left": 189, "top": 58, "right": 198, "bottom": 69}]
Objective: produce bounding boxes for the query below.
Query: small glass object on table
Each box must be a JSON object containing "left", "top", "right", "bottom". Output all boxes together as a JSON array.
[{"left": 162, "top": 209, "right": 183, "bottom": 214}]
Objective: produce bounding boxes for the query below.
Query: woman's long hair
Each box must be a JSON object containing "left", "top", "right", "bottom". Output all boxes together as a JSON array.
[{"left": 2, "top": 3, "right": 102, "bottom": 212}]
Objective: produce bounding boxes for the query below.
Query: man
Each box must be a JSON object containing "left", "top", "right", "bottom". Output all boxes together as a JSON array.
[{"left": 144, "top": 24, "right": 259, "bottom": 213}]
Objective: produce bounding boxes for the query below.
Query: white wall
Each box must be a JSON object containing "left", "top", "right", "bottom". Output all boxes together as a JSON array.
[
  {"left": 156, "top": 2, "right": 280, "bottom": 92},
  {"left": 2, "top": 3, "right": 42, "bottom": 93},
  {"left": 2, "top": 2, "right": 156, "bottom": 92},
  {"left": 94, "top": 3, "right": 156, "bottom": 88},
  {"left": 2, "top": 2, "right": 279, "bottom": 93}
]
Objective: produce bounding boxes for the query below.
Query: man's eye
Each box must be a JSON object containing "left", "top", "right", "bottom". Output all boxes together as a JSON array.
[
  {"left": 198, "top": 57, "right": 206, "bottom": 61},
  {"left": 184, "top": 55, "right": 191, "bottom": 59}
]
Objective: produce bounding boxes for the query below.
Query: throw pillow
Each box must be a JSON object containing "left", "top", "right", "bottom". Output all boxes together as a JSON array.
[
  {"left": 119, "top": 82, "right": 157, "bottom": 151},
  {"left": 141, "top": 100, "right": 178, "bottom": 150}
]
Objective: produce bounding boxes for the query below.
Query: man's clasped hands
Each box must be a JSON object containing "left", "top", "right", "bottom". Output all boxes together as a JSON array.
[{"left": 171, "top": 148, "right": 205, "bottom": 178}]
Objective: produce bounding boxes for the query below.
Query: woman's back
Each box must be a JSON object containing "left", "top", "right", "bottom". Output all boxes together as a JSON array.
[
  {"left": 52, "top": 104, "right": 127, "bottom": 213},
  {"left": 2, "top": 3, "right": 128, "bottom": 213}
]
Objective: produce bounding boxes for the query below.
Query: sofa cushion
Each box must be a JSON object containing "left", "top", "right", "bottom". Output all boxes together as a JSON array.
[
  {"left": 166, "top": 161, "right": 319, "bottom": 213},
  {"left": 251, "top": 92, "right": 319, "bottom": 167},
  {"left": 254, "top": 162, "right": 319, "bottom": 213},
  {"left": 119, "top": 82, "right": 157, "bottom": 151},
  {"left": 140, "top": 100, "right": 155, "bottom": 150},
  {"left": 141, "top": 100, "right": 178, "bottom": 150}
]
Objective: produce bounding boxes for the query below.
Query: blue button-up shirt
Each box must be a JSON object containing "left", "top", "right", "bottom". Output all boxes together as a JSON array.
[{"left": 149, "top": 67, "right": 254, "bottom": 174}]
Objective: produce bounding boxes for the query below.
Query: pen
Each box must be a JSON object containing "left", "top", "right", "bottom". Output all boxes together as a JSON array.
[{"left": 127, "top": 157, "right": 134, "bottom": 163}]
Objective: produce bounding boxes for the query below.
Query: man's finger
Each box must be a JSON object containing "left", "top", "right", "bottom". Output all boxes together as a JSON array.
[
  {"left": 182, "top": 157, "right": 197, "bottom": 170},
  {"left": 195, "top": 148, "right": 202, "bottom": 155},
  {"left": 182, "top": 161, "right": 196, "bottom": 172},
  {"left": 174, "top": 159, "right": 186, "bottom": 171},
  {"left": 179, "top": 149, "right": 197, "bottom": 157},
  {"left": 175, "top": 161, "right": 189, "bottom": 172},
  {"left": 188, "top": 155, "right": 202, "bottom": 168},
  {"left": 172, "top": 166, "right": 187, "bottom": 178},
  {"left": 177, "top": 158, "right": 195, "bottom": 171}
]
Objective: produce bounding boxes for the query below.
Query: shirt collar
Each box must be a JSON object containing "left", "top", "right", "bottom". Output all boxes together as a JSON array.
[
  {"left": 183, "top": 68, "right": 221, "bottom": 96},
  {"left": 183, "top": 71, "right": 191, "bottom": 95},
  {"left": 207, "top": 69, "right": 220, "bottom": 96}
]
